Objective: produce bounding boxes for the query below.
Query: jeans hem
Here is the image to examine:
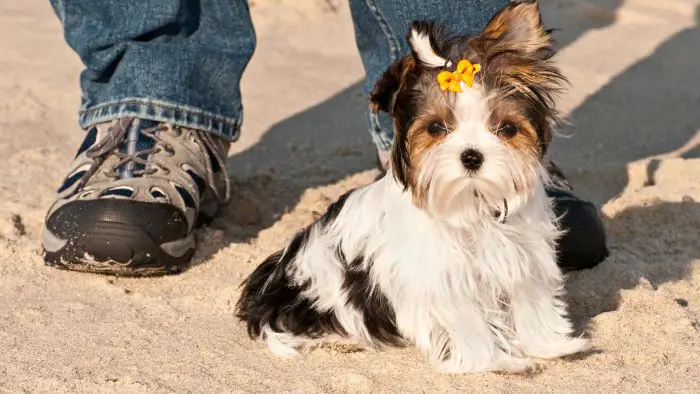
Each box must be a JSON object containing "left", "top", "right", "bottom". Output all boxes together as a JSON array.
[
  {"left": 78, "top": 98, "right": 243, "bottom": 141},
  {"left": 368, "top": 111, "right": 393, "bottom": 151},
  {"left": 362, "top": 0, "right": 401, "bottom": 151}
]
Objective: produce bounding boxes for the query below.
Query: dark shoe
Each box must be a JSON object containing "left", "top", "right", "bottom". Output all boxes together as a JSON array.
[
  {"left": 42, "top": 118, "right": 230, "bottom": 276},
  {"left": 545, "top": 160, "right": 609, "bottom": 271}
]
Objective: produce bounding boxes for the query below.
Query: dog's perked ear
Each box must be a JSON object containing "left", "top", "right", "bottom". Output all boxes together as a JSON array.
[
  {"left": 474, "top": 0, "right": 565, "bottom": 157},
  {"left": 481, "top": 0, "right": 552, "bottom": 58},
  {"left": 368, "top": 56, "right": 415, "bottom": 115}
]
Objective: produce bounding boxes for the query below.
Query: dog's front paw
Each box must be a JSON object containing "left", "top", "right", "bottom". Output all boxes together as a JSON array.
[
  {"left": 433, "top": 352, "right": 533, "bottom": 374},
  {"left": 493, "top": 354, "right": 534, "bottom": 374},
  {"left": 519, "top": 336, "right": 590, "bottom": 360},
  {"left": 262, "top": 325, "right": 308, "bottom": 358}
]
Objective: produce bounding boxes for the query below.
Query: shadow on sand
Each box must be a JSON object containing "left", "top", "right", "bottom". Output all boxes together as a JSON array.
[
  {"left": 552, "top": 5, "right": 700, "bottom": 205},
  {"left": 560, "top": 5, "right": 700, "bottom": 327}
]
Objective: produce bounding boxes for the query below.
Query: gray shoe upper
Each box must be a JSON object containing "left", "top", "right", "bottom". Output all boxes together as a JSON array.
[{"left": 47, "top": 118, "right": 231, "bottom": 231}]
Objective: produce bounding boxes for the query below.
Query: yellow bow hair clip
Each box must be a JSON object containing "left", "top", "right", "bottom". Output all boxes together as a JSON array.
[{"left": 437, "top": 59, "right": 481, "bottom": 93}]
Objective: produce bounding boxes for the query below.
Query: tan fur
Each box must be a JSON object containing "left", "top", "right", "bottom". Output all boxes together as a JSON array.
[
  {"left": 407, "top": 118, "right": 447, "bottom": 206},
  {"left": 404, "top": 77, "right": 455, "bottom": 205},
  {"left": 482, "top": 1, "right": 550, "bottom": 55},
  {"left": 489, "top": 99, "right": 540, "bottom": 159},
  {"left": 470, "top": 1, "right": 566, "bottom": 109}
]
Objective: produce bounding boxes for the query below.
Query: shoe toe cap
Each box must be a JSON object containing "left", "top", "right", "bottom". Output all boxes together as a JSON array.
[{"left": 46, "top": 199, "right": 190, "bottom": 244}]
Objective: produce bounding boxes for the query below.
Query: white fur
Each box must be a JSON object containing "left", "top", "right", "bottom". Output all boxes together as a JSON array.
[
  {"left": 257, "top": 83, "right": 588, "bottom": 373},
  {"left": 409, "top": 28, "right": 449, "bottom": 68}
]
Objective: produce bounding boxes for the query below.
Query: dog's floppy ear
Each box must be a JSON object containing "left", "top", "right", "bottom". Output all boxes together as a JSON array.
[
  {"left": 368, "top": 56, "right": 414, "bottom": 188},
  {"left": 368, "top": 55, "right": 415, "bottom": 114},
  {"left": 481, "top": 0, "right": 552, "bottom": 57}
]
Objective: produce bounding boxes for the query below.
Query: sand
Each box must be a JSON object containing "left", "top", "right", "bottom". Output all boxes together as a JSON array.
[{"left": 1, "top": 0, "right": 699, "bottom": 392}]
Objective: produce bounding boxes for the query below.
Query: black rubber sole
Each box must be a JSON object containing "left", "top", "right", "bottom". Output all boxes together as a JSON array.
[
  {"left": 550, "top": 192, "right": 610, "bottom": 271},
  {"left": 43, "top": 221, "right": 195, "bottom": 277}
]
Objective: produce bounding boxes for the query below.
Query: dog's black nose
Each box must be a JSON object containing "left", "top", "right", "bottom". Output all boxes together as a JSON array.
[{"left": 460, "top": 149, "right": 484, "bottom": 172}]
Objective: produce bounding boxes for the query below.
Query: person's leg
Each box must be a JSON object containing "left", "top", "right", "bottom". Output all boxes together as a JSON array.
[
  {"left": 348, "top": 0, "right": 609, "bottom": 271},
  {"left": 51, "top": 0, "right": 254, "bottom": 136},
  {"left": 44, "top": 0, "right": 256, "bottom": 275}
]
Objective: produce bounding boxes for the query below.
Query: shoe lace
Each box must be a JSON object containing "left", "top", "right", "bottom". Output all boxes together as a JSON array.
[{"left": 78, "top": 118, "right": 231, "bottom": 204}]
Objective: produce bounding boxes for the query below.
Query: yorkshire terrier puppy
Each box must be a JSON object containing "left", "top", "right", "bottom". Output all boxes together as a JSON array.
[{"left": 236, "top": 1, "right": 589, "bottom": 373}]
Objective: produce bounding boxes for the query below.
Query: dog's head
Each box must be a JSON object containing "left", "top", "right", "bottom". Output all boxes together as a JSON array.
[{"left": 370, "top": 1, "right": 566, "bottom": 221}]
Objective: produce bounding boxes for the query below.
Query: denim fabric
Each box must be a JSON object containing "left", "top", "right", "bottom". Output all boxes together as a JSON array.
[
  {"left": 51, "top": 0, "right": 508, "bottom": 146},
  {"left": 50, "top": 0, "right": 256, "bottom": 140}
]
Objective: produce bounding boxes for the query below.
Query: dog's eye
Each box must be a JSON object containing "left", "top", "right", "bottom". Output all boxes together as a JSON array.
[
  {"left": 496, "top": 123, "right": 518, "bottom": 139},
  {"left": 427, "top": 121, "right": 448, "bottom": 136}
]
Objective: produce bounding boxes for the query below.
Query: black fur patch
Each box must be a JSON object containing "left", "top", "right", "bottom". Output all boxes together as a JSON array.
[
  {"left": 389, "top": 90, "right": 416, "bottom": 190},
  {"left": 368, "top": 59, "right": 407, "bottom": 115},
  {"left": 236, "top": 187, "right": 404, "bottom": 347},
  {"left": 338, "top": 247, "right": 404, "bottom": 346},
  {"left": 236, "top": 190, "right": 366, "bottom": 339},
  {"left": 235, "top": 225, "right": 347, "bottom": 339}
]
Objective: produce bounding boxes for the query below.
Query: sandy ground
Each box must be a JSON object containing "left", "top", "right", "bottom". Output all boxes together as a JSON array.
[{"left": 1, "top": 0, "right": 699, "bottom": 392}]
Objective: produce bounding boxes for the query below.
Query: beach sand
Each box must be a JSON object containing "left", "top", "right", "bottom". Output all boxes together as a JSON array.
[{"left": 1, "top": 0, "right": 698, "bottom": 392}]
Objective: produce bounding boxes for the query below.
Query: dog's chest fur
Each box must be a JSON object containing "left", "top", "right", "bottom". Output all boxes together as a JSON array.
[{"left": 293, "top": 175, "right": 561, "bottom": 346}]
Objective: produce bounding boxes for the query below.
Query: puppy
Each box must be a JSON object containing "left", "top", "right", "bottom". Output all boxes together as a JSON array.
[{"left": 236, "top": 1, "right": 589, "bottom": 373}]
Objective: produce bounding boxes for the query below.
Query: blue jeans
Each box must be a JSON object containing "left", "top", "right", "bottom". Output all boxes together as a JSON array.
[{"left": 50, "top": 0, "right": 509, "bottom": 153}]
